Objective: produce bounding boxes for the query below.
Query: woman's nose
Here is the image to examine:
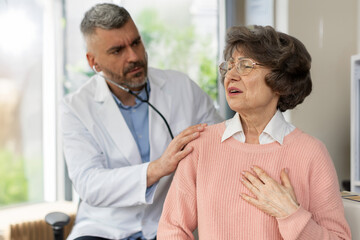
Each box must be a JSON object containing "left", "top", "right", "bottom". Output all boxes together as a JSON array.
[{"left": 226, "top": 68, "right": 240, "bottom": 80}]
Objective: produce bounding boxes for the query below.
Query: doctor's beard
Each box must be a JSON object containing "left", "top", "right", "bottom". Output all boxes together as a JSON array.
[{"left": 102, "top": 59, "right": 148, "bottom": 90}]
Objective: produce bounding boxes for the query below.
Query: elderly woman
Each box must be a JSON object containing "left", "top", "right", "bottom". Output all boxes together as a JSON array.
[{"left": 157, "top": 25, "right": 351, "bottom": 239}]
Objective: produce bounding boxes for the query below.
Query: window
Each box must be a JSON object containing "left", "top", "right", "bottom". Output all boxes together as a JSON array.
[
  {"left": 0, "top": 0, "right": 44, "bottom": 206},
  {"left": 0, "top": 0, "right": 220, "bottom": 206}
]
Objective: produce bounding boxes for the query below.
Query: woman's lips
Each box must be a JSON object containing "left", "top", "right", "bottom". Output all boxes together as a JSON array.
[{"left": 227, "top": 87, "right": 243, "bottom": 96}]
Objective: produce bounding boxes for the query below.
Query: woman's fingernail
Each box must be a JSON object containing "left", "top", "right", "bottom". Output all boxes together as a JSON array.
[{"left": 285, "top": 168, "right": 289, "bottom": 174}]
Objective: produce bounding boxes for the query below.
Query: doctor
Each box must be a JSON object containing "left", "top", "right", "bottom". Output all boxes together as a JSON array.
[{"left": 61, "top": 3, "right": 222, "bottom": 240}]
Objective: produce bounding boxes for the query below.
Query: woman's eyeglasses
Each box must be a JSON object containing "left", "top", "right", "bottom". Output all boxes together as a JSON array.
[{"left": 219, "top": 58, "right": 264, "bottom": 77}]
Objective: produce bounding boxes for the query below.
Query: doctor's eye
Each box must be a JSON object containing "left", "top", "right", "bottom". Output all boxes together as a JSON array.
[
  {"left": 111, "top": 48, "right": 124, "bottom": 55},
  {"left": 131, "top": 37, "right": 141, "bottom": 47}
]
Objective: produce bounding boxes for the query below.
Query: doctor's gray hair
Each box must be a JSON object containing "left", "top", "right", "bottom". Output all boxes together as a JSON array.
[{"left": 80, "top": 3, "right": 131, "bottom": 38}]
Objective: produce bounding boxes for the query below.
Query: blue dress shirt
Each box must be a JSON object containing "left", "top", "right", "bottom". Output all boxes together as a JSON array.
[
  {"left": 113, "top": 83, "right": 150, "bottom": 164},
  {"left": 112, "top": 82, "right": 154, "bottom": 240}
]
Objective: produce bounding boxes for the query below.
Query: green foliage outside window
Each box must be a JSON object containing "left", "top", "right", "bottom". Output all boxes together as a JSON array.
[
  {"left": 136, "top": 8, "right": 218, "bottom": 100},
  {"left": 0, "top": 149, "right": 28, "bottom": 206}
]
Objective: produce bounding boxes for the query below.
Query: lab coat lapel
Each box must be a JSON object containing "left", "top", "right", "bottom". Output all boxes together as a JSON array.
[
  {"left": 148, "top": 77, "right": 172, "bottom": 161},
  {"left": 94, "top": 76, "right": 142, "bottom": 165}
]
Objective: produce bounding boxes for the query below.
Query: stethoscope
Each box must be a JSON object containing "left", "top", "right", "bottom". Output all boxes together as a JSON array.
[{"left": 92, "top": 65, "right": 174, "bottom": 139}]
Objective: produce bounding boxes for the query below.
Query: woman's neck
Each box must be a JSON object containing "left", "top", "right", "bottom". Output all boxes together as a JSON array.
[{"left": 239, "top": 107, "right": 277, "bottom": 144}]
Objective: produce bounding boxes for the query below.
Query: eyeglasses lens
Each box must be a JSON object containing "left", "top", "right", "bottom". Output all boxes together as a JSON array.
[
  {"left": 219, "top": 58, "right": 255, "bottom": 76},
  {"left": 237, "top": 59, "right": 254, "bottom": 75},
  {"left": 219, "top": 62, "right": 228, "bottom": 76}
]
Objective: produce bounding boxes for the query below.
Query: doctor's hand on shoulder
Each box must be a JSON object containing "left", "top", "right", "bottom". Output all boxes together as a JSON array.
[{"left": 146, "top": 123, "right": 207, "bottom": 186}]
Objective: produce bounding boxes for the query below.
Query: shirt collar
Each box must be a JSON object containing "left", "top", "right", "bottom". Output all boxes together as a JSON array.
[
  {"left": 262, "top": 110, "right": 290, "bottom": 145},
  {"left": 221, "top": 112, "right": 243, "bottom": 142},
  {"left": 221, "top": 110, "right": 293, "bottom": 145}
]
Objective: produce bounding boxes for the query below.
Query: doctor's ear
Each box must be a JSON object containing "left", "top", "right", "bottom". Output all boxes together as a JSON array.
[{"left": 86, "top": 53, "right": 100, "bottom": 72}]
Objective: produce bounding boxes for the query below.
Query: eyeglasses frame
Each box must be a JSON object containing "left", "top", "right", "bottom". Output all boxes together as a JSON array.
[{"left": 219, "top": 57, "right": 264, "bottom": 77}]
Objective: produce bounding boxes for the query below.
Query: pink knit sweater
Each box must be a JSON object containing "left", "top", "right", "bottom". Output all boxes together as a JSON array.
[{"left": 157, "top": 123, "right": 351, "bottom": 240}]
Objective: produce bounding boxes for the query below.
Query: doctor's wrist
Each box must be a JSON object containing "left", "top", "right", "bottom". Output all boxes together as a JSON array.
[{"left": 147, "top": 159, "right": 163, "bottom": 187}]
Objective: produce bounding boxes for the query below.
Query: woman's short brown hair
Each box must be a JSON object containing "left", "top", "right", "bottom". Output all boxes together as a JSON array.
[{"left": 223, "top": 25, "right": 312, "bottom": 112}]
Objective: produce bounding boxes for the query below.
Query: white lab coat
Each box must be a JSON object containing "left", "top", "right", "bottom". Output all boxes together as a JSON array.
[{"left": 61, "top": 67, "right": 222, "bottom": 239}]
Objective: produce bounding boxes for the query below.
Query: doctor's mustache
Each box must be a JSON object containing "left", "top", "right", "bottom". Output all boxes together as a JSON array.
[{"left": 123, "top": 60, "right": 147, "bottom": 75}]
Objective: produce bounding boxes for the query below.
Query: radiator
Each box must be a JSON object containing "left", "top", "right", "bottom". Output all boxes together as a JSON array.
[{"left": 8, "top": 214, "right": 75, "bottom": 240}]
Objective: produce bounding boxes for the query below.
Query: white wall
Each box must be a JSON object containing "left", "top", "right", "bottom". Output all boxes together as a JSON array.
[{"left": 288, "top": 0, "right": 358, "bottom": 188}]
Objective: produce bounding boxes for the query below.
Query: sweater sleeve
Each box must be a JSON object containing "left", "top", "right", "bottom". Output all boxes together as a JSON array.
[
  {"left": 157, "top": 148, "right": 199, "bottom": 240},
  {"left": 277, "top": 141, "right": 351, "bottom": 240}
]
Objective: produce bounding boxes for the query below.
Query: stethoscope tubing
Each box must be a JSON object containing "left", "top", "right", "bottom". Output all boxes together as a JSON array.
[
  {"left": 131, "top": 90, "right": 174, "bottom": 139},
  {"left": 93, "top": 68, "right": 174, "bottom": 139}
]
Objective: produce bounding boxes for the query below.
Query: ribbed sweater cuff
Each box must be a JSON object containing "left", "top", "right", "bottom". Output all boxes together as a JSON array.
[{"left": 276, "top": 206, "right": 312, "bottom": 240}]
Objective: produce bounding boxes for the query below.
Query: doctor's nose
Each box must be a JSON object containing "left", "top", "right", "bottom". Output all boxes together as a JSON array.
[{"left": 125, "top": 47, "right": 141, "bottom": 63}]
